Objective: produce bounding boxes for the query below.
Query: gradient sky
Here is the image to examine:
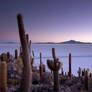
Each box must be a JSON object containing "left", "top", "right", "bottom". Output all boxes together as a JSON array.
[{"left": 0, "top": 0, "right": 92, "bottom": 42}]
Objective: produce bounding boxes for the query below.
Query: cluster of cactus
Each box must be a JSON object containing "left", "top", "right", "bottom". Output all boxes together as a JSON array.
[
  {"left": 0, "top": 61, "right": 7, "bottom": 92},
  {"left": 69, "top": 53, "right": 71, "bottom": 78},
  {"left": 17, "top": 13, "right": 32, "bottom": 92},
  {"left": 47, "top": 48, "right": 62, "bottom": 92}
]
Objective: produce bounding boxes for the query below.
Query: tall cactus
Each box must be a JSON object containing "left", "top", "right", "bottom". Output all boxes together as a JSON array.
[
  {"left": 69, "top": 53, "right": 71, "bottom": 78},
  {"left": 17, "top": 13, "right": 32, "bottom": 92},
  {"left": 0, "top": 61, "right": 7, "bottom": 92},
  {"left": 47, "top": 48, "right": 62, "bottom": 92}
]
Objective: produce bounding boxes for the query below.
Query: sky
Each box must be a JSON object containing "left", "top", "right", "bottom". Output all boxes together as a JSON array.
[{"left": 0, "top": 0, "right": 92, "bottom": 42}]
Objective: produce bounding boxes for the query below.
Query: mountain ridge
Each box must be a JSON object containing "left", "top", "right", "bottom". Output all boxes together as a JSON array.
[
  {"left": 0, "top": 40, "right": 91, "bottom": 44},
  {"left": 34, "top": 40, "right": 92, "bottom": 44}
]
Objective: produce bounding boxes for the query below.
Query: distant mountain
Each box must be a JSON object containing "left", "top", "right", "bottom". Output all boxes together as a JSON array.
[
  {"left": 34, "top": 40, "right": 92, "bottom": 44},
  {"left": 59, "top": 40, "right": 92, "bottom": 44},
  {"left": 0, "top": 40, "right": 91, "bottom": 44},
  {"left": 0, "top": 41, "right": 19, "bottom": 44}
]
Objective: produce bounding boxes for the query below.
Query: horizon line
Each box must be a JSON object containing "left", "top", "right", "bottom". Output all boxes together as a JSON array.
[{"left": 0, "top": 40, "right": 92, "bottom": 43}]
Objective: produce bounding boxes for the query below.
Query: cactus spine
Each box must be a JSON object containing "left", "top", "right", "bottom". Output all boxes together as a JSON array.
[
  {"left": 47, "top": 48, "right": 62, "bottom": 92},
  {"left": 17, "top": 14, "right": 32, "bottom": 92},
  {"left": 0, "top": 62, "right": 7, "bottom": 92},
  {"left": 69, "top": 53, "right": 71, "bottom": 78}
]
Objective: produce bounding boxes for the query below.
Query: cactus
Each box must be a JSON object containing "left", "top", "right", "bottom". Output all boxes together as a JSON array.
[
  {"left": 78, "top": 67, "right": 81, "bottom": 78},
  {"left": 61, "top": 68, "right": 64, "bottom": 76},
  {"left": 26, "top": 34, "right": 29, "bottom": 44},
  {"left": 31, "top": 50, "right": 35, "bottom": 69},
  {"left": 29, "top": 40, "right": 32, "bottom": 52},
  {"left": 89, "top": 73, "right": 91, "bottom": 78},
  {"left": 40, "top": 52, "right": 42, "bottom": 65},
  {"left": 7, "top": 52, "right": 10, "bottom": 59},
  {"left": 85, "top": 71, "right": 88, "bottom": 90},
  {"left": 0, "top": 61, "right": 7, "bottom": 92},
  {"left": 20, "top": 46, "right": 23, "bottom": 56},
  {"left": 39, "top": 52, "right": 43, "bottom": 77},
  {"left": 0, "top": 54, "right": 4, "bottom": 61},
  {"left": 15, "top": 49, "right": 18, "bottom": 59},
  {"left": 26, "top": 34, "right": 31, "bottom": 52},
  {"left": 17, "top": 13, "right": 32, "bottom": 92},
  {"left": 47, "top": 48, "right": 62, "bottom": 92},
  {"left": 69, "top": 53, "right": 71, "bottom": 78},
  {"left": 42, "top": 64, "right": 46, "bottom": 72}
]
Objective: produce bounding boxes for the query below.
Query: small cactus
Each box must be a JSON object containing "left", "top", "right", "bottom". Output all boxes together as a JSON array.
[
  {"left": 78, "top": 67, "right": 81, "bottom": 78},
  {"left": 39, "top": 52, "right": 43, "bottom": 77},
  {"left": 61, "top": 68, "right": 64, "bottom": 76},
  {"left": 0, "top": 61, "right": 7, "bottom": 92},
  {"left": 47, "top": 48, "right": 62, "bottom": 92},
  {"left": 85, "top": 71, "right": 88, "bottom": 90},
  {"left": 40, "top": 52, "right": 42, "bottom": 65},
  {"left": 89, "top": 73, "right": 91, "bottom": 78},
  {"left": 15, "top": 49, "right": 18, "bottom": 59},
  {"left": 31, "top": 50, "right": 35, "bottom": 68},
  {"left": 69, "top": 53, "right": 71, "bottom": 78},
  {"left": 7, "top": 52, "right": 10, "bottom": 60}
]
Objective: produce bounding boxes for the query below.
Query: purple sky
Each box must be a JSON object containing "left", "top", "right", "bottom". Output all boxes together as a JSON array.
[{"left": 0, "top": 0, "right": 92, "bottom": 42}]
